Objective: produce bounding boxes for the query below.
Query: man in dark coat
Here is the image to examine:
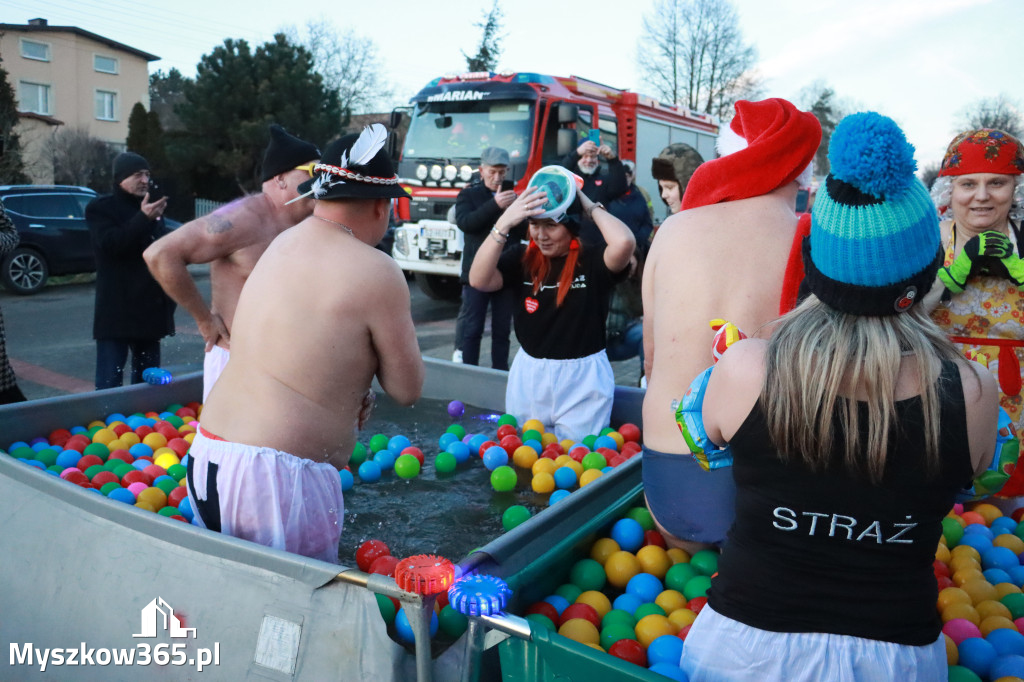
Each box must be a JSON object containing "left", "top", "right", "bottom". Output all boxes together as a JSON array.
[
  {"left": 86, "top": 152, "right": 176, "bottom": 389},
  {"left": 452, "top": 147, "right": 525, "bottom": 369},
  {"left": 561, "top": 138, "right": 629, "bottom": 247}
]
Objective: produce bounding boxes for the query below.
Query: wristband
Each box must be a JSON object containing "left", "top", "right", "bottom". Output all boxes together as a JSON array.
[
  {"left": 490, "top": 227, "right": 508, "bottom": 244},
  {"left": 586, "top": 202, "right": 605, "bottom": 221}
]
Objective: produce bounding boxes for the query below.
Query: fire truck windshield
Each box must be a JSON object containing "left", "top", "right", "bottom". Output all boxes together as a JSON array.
[{"left": 404, "top": 100, "right": 534, "bottom": 162}]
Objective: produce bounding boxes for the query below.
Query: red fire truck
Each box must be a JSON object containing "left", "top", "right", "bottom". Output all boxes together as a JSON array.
[{"left": 390, "top": 71, "right": 719, "bottom": 299}]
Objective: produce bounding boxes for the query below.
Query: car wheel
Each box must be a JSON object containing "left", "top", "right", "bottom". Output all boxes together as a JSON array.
[
  {"left": 1, "top": 247, "right": 49, "bottom": 294},
  {"left": 415, "top": 273, "right": 462, "bottom": 301}
]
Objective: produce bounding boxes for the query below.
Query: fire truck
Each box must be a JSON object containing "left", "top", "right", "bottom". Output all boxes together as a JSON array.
[{"left": 389, "top": 71, "right": 719, "bottom": 299}]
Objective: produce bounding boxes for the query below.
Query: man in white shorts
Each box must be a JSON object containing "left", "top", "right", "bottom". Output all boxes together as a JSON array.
[
  {"left": 144, "top": 124, "right": 320, "bottom": 401},
  {"left": 185, "top": 125, "right": 424, "bottom": 563}
]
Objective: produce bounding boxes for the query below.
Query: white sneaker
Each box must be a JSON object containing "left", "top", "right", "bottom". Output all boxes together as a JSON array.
[{"left": 452, "top": 349, "right": 463, "bottom": 363}]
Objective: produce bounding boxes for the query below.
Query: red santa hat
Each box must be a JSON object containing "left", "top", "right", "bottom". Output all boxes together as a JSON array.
[{"left": 681, "top": 98, "right": 822, "bottom": 210}]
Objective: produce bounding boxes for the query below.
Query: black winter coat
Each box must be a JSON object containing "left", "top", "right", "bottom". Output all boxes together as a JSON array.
[
  {"left": 86, "top": 188, "right": 176, "bottom": 340},
  {"left": 559, "top": 151, "right": 629, "bottom": 247},
  {"left": 454, "top": 181, "right": 526, "bottom": 284}
]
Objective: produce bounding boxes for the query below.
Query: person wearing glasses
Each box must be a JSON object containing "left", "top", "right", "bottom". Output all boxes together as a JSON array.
[{"left": 145, "top": 124, "right": 320, "bottom": 401}]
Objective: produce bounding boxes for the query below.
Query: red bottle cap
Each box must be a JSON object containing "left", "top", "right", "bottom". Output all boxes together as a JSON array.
[{"left": 394, "top": 554, "right": 455, "bottom": 595}]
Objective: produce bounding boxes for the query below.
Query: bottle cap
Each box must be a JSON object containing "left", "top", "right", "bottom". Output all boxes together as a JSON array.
[
  {"left": 448, "top": 574, "right": 513, "bottom": 617},
  {"left": 394, "top": 554, "right": 455, "bottom": 595}
]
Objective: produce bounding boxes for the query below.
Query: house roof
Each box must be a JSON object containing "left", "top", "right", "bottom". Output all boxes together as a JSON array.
[
  {"left": 18, "top": 112, "right": 65, "bottom": 126},
  {"left": 0, "top": 22, "right": 160, "bottom": 62}
]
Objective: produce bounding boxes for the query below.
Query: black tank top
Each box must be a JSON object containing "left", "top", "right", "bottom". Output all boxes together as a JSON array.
[{"left": 709, "top": 360, "right": 973, "bottom": 645}]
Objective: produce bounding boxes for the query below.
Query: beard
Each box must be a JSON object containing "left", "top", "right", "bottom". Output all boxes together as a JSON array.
[{"left": 578, "top": 160, "right": 599, "bottom": 175}]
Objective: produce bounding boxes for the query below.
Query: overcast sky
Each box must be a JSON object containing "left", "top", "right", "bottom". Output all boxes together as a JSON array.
[{"left": 3, "top": 0, "right": 1020, "bottom": 167}]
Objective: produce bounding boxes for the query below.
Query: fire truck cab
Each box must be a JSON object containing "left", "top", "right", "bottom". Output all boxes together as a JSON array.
[{"left": 391, "top": 71, "right": 719, "bottom": 300}]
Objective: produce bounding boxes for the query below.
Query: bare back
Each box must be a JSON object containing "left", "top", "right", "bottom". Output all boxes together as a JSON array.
[
  {"left": 198, "top": 217, "right": 423, "bottom": 468},
  {"left": 642, "top": 192, "right": 799, "bottom": 453}
]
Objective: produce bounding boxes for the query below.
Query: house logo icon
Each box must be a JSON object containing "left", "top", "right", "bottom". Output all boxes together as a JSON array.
[{"left": 133, "top": 597, "right": 196, "bottom": 639}]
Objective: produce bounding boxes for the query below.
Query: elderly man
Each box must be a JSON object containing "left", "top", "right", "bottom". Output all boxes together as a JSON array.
[
  {"left": 641, "top": 98, "right": 821, "bottom": 550},
  {"left": 187, "top": 125, "right": 424, "bottom": 563},
  {"left": 561, "top": 138, "right": 629, "bottom": 247},
  {"left": 452, "top": 146, "right": 525, "bottom": 369},
  {"left": 144, "top": 125, "right": 319, "bottom": 400}
]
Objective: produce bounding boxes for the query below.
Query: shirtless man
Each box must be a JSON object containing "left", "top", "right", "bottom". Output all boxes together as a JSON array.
[
  {"left": 641, "top": 98, "right": 821, "bottom": 550},
  {"left": 186, "top": 125, "right": 424, "bottom": 563},
  {"left": 144, "top": 124, "right": 320, "bottom": 400}
]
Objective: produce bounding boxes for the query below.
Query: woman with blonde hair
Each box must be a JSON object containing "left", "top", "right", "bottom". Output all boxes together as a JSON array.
[{"left": 680, "top": 113, "right": 1000, "bottom": 680}]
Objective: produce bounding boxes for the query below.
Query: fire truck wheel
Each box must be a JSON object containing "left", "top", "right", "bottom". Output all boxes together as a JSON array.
[{"left": 416, "top": 274, "right": 462, "bottom": 301}]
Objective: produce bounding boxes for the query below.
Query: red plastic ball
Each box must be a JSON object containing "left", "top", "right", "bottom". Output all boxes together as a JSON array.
[
  {"left": 643, "top": 530, "right": 667, "bottom": 548},
  {"left": 167, "top": 486, "right": 189, "bottom": 507},
  {"left": 525, "top": 601, "right": 560, "bottom": 624},
  {"left": 688, "top": 597, "right": 708, "bottom": 614},
  {"left": 677, "top": 625, "right": 692, "bottom": 640},
  {"left": 169, "top": 515, "right": 189, "bottom": 522},
  {"left": 121, "top": 470, "right": 153, "bottom": 487},
  {"left": 1012, "top": 507, "right": 1024, "bottom": 523},
  {"left": 936, "top": 575, "right": 954, "bottom": 591},
  {"left": 134, "top": 425, "right": 154, "bottom": 439},
  {"left": 62, "top": 471, "right": 89, "bottom": 485},
  {"left": 546, "top": 443, "right": 565, "bottom": 455},
  {"left": 77, "top": 454, "right": 104, "bottom": 470},
  {"left": 176, "top": 407, "right": 197, "bottom": 419},
  {"left": 500, "top": 435, "right": 523, "bottom": 456},
  {"left": 933, "top": 560, "right": 950, "bottom": 579},
  {"left": 49, "top": 429, "right": 72, "bottom": 447},
  {"left": 356, "top": 540, "right": 391, "bottom": 572},
  {"left": 435, "top": 588, "right": 450, "bottom": 610},
  {"left": 569, "top": 446, "right": 588, "bottom": 463},
  {"left": 368, "top": 555, "right": 400, "bottom": 576},
  {"left": 400, "top": 447, "right": 425, "bottom": 465},
  {"left": 108, "top": 450, "right": 132, "bottom": 464},
  {"left": 110, "top": 423, "right": 131, "bottom": 437},
  {"left": 478, "top": 440, "right": 498, "bottom": 457},
  {"left": 167, "top": 438, "right": 191, "bottom": 458},
  {"left": 496, "top": 424, "right": 519, "bottom": 440},
  {"left": 63, "top": 438, "right": 88, "bottom": 454},
  {"left": 156, "top": 423, "right": 180, "bottom": 440},
  {"left": 91, "top": 470, "right": 120, "bottom": 486},
  {"left": 560, "top": 603, "right": 601, "bottom": 629},
  {"left": 608, "top": 638, "right": 647, "bottom": 667},
  {"left": 621, "top": 441, "right": 643, "bottom": 456},
  {"left": 542, "top": 448, "right": 561, "bottom": 461},
  {"left": 143, "top": 464, "right": 168, "bottom": 480},
  {"left": 618, "top": 423, "right": 641, "bottom": 443},
  {"left": 608, "top": 455, "right": 628, "bottom": 468}
]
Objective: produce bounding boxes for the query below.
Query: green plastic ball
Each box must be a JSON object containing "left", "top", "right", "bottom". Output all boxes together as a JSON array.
[
  {"left": 625, "top": 507, "right": 655, "bottom": 531},
  {"left": 350, "top": 442, "right": 367, "bottom": 466},
  {"left": 569, "top": 558, "right": 606, "bottom": 592},
  {"left": 633, "top": 603, "right": 666, "bottom": 621},
  {"left": 601, "top": 609, "right": 636, "bottom": 630},
  {"left": 83, "top": 443, "right": 110, "bottom": 460},
  {"left": 84, "top": 464, "right": 106, "bottom": 480},
  {"left": 446, "top": 424, "right": 467, "bottom": 439},
  {"left": 103, "top": 459, "right": 121, "bottom": 471},
  {"left": 438, "top": 605, "right": 468, "bottom": 638},
  {"left": 46, "top": 464, "right": 64, "bottom": 474},
  {"left": 525, "top": 613, "right": 555, "bottom": 632},
  {"left": 11, "top": 446, "right": 34, "bottom": 459},
  {"left": 599, "top": 427, "right": 615, "bottom": 436},
  {"left": 555, "top": 583, "right": 583, "bottom": 604},
  {"left": 502, "top": 504, "right": 532, "bottom": 531},
  {"left": 100, "top": 481, "right": 121, "bottom": 495},
  {"left": 683, "top": 575, "right": 712, "bottom": 600},
  {"left": 690, "top": 549, "right": 719, "bottom": 576},
  {"left": 1001, "top": 592, "right": 1024, "bottom": 619},
  {"left": 87, "top": 425, "right": 104, "bottom": 437},
  {"left": 665, "top": 563, "right": 699, "bottom": 593},
  {"left": 394, "top": 454, "right": 421, "bottom": 479},
  {"left": 522, "top": 429, "right": 542, "bottom": 443},
  {"left": 943, "top": 516, "right": 965, "bottom": 547},
  {"left": 491, "top": 465, "right": 517, "bottom": 492},
  {"left": 375, "top": 593, "right": 397, "bottom": 625},
  {"left": 434, "top": 451, "right": 457, "bottom": 474},
  {"left": 581, "top": 452, "right": 607, "bottom": 471},
  {"left": 163, "top": 415, "right": 185, "bottom": 429},
  {"left": 155, "top": 478, "right": 178, "bottom": 496},
  {"left": 582, "top": 435, "right": 598, "bottom": 449},
  {"left": 497, "top": 414, "right": 518, "bottom": 428},
  {"left": 113, "top": 462, "right": 134, "bottom": 478},
  {"left": 946, "top": 665, "right": 983, "bottom": 682},
  {"left": 368, "top": 434, "right": 390, "bottom": 454},
  {"left": 600, "top": 623, "right": 638, "bottom": 650},
  {"left": 34, "top": 449, "right": 58, "bottom": 467},
  {"left": 166, "top": 464, "right": 187, "bottom": 482}
]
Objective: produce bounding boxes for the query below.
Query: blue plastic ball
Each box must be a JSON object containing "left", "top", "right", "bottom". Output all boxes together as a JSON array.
[
  {"left": 989, "top": 654, "right": 1024, "bottom": 680},
  {"left": 106, "top": 413, "right": 128, "bottom": 425},
  {"left": 56, "top": 450, "right": 82, "bottom": 469},
  {"left": 543, "top": 595, "right": 570, "bottom": 616},
  {"left": 177, "top": 497, "right": 194, "bottom": 522},
  {"left": 7, "top": 440, "right": 28, "bottom": 451},
  {"left": 339, "top": 468, "right": 354, "bottom": 492},
  {"left": 625, "top": 573, "right": 663, "bottom": 603},
  {"left": 1008, "top": 565, "right": 1024, "bottom": 587},
  {"left": 374, "top": 450, "right": 396, "bottom": 471},
  {"left": 992, "top": 517, "right": 1019, "bottom": 535},
  {"left": 984, "top": 568, "right": 1013, "bottom": 586},
  {"left": 483, "top": 446, "right": 509, "bottom": 471},
  {"left": 647, "top": 662, "right": 689, "bottom": 681},
  {"left": 987, "top": 628, "right": 1024, "bottom": 657},
  {"left": 438, "top": 432, "right": 459, "bottom": 451},
  {"left": 610, "top": 518, "right": 645, "bottom": 553},
  {"left": 22, "top": 459, "right": 44, "bottom": 469},
  {"left": 31, "top": 441, "right": 50, "bottom": 452},
  {"left": 388, "top": 435, "right": 411, "bottom": 454},
  {"left": 964, "top": 523, "right": 995, "bottom": 538},
  {"left": 394, "top": 607, "right": 439, "bottom": 644},
  {"left": 983, "top": 546, "right": 1020, "bottom": 572},
  {"left": 358, "top": 460, "right": 382, "bottom": 483},
  {"left": 613, "top": 592, "right": 643, "bottom": 615},
  {"left": 129, "top": 443, "right": 153, "bottom": 459},
  {"left": 549, "top": 490, "right": 571, "bottom": 505},
  {"left": 553, "top": 467, "right": 577, "bottom": 490},
  {"left": 960, "top": 532, "right": 993, "bottom": 554},
  {"left": 108, "top": 487, "right": 136, "bottom": 504},
  {"left": 523, "top": 439, "right": 543, "bottom": 453},
  {"left": 70, "top": 426, "right": 87, "bottom": 435},
  {"left": 647, "top": 634, "right": 685, "bottom": 666},
  {"left": 132, "top": 460, "right": 149, "bottom": 470},
  {"left": 468, "top": 434, "right": 489, "bottom": 456},
  {"left": 446, "top": 441, "right": 471, "bottom": 463},
  {"left": 593, "top": 435, "right": 618, "bottom": 451},
  {"left": 959, "top": 637, "right": 997, "bottom": 678}
]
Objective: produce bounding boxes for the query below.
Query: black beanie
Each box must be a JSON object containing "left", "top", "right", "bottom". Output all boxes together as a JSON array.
[
  {"left": 260, "top": 124, "right": 321, "bottom": 183},
  {"left": 113, "top": 152, "right": 149, "bottom": 185}
]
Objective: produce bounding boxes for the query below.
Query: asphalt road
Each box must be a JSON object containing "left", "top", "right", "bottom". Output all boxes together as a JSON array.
[{"left": 0, "top": 268, "right": 641, "bottom": 401}]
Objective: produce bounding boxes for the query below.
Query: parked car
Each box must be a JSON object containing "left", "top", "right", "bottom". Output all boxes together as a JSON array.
[{"left": 0, "top": 185, "right": 180, "bottom": 295}]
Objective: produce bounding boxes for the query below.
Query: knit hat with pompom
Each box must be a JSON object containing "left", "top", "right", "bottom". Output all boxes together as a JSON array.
[{"left": 802, "top": 112, "right": 942, "bottom": 316}]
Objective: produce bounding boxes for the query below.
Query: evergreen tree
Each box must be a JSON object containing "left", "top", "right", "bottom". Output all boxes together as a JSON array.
[
  {"left": 462, "top": 1, "right": 504, "bottom": 72},
  {"left": 126, "top": 102, "right": 149, "bottom": 152},
  {"left": 0, "top": 60, "right": 29, "bottom": 184}
]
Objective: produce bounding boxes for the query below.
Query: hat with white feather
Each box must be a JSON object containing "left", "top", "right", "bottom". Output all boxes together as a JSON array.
[{"left": 296, "top": 124, "right": 410, "bottom": 201}]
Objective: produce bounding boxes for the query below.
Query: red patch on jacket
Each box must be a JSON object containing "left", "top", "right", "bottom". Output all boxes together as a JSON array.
[{"left": 524, "top": 297, "right": 539, "bottom": 313}]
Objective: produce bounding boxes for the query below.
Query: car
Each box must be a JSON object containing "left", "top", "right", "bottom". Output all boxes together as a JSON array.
[{"left": 0, "top": 185, "right": 180, "bottom": 295}]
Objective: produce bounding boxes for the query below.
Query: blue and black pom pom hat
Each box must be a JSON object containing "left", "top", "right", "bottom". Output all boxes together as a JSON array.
[{"left": 802, "top": 112, "right": 942, "bottom": 316}]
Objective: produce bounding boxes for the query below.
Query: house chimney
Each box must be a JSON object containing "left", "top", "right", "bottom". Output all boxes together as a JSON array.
[{"left": 28, "top": 18, "right": 49, "bottom": 27}]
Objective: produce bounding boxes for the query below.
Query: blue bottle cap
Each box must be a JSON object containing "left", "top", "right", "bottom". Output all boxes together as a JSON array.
[{"left": 447, "top": 574, "right": 512, "bottom": 617}]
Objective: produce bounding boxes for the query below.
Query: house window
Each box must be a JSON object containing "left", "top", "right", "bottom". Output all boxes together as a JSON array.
[
  {"left": 95, "top": 90, "right": 118, "bottom": 121},
  {"left": 20, "top": 39, "right": 50, "bottom": 61},
  {"left": 94, "top": 55, "right": 118, "bottom": 74},
  {"left": 18, "top": 81, "right": 52, "bottom": 115}
]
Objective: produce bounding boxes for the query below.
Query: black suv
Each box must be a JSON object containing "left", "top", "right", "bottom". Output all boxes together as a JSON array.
[{"left": 0, "top": 185, "right": 98, "bottom": 294}]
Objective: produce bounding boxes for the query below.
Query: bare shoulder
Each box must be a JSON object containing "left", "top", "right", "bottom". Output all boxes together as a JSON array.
[
  {"left": 957, "top": 358, "right": 998, "bottom": 404},
  {"left": 714, "top": 339, "right": 767, "bottom": 385}
]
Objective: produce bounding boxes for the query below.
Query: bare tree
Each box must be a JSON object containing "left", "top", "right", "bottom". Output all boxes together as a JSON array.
[
  {"left": 637, "top": 0, "right": 761, "bottom": 119},
  {"left": 958, "top": 94, "right": 1023, "bottom": 138},
  {"left": 46, "top": 127, "right": 116, "bottom": 191},
  {"left": 797, "top": 80, "right": 850, "bottom": 178},
  {"left": 283, "top": 18, "right": 395, "bottom": 117},
  {"left": 463, "top": 0, "right": 505, "bottom": 72}
]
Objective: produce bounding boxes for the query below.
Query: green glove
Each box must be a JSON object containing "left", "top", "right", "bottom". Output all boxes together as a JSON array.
[{"left": 938, "top": 231, "right": 1014, "bottom": 293}]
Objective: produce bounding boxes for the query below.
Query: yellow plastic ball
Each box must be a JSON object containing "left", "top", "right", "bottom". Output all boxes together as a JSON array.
[
  {"left": 606, "top": 431, "right": 625, "bottom": 449},
  {"left": 635, "top": 614, "right": 677, "bottom": 648},
  {"left": 667, "top": 548, "right": 691, "bottom": 565},
  {"left": 532, "top": 458, "right": 557, "bottom": 476},
  {"left": 179, "top": 424, "right": 197, "bottom": 435},
  {"left": 950, "top": 554, "right": 982, "bottom": 573},
  {"left": 591, "top": 538, "right": 621, "bottom": 565},
  {"left": 559, "top": 439, "right": 576, "bottom": 453},
  {"left": 134, "top": 500, "right": 159, "bottom": 513},
  {"left": 154, "top": 453, "right": 181, "bottom": 470},
  {"left": 153, "top": 446, "right": 177, "bottom": 458},
  {"left": 558, "top": 618, "right": 600, "bottom": 646},
  {"left": 561, "top": 460, "right": 584, "bottom": 478},
  {"left": 971, "top": 503, "right": 1004, "bottom": 525},
  {"left": 119, "top": 432, "right": 141, "bottom": 446},
  {"left": 576, "top": 590, "right": 612, "bottom": 619},
  {"left": 995, "top": 534, "right": 1024, "bottom": 555},
  {"left": 106, "top": 439, "right": 127, "bottom": 452},
  {"left": 582, "top": 642, "right": 604, "bottom": 652},
  {"left": 136, "top": 486, "right": 167, "bottom": 510},
  {"left": 604, "top": 550, "right": 642, "bottom": 589},
  {"left": 668, "top": 607, "right": 697, "bottom": 631},
  {"left": 655, "top": 589, "right": 687, "bottom": 615},
  {"left": 637, "top": 545, "right": 672, "bottom": 580},
  {"left": 953, "top": 567, "right": 986, "bottom": 587},
  {"left": 940, "top": 602, "right": 980, "bottom": 625},
  {"left": 937, "top": 587, "right": 972, "bottom": 612},
  {"left": 88, "top": 420, "right": 106, "bottom": 430},
  {"left": 143, "top": 432, "right": 168, "bottom": 450},
  {"left": 944, "top": 633, "right": 958, "bottom": 665},
  {"left": 579, "top": 469, "right": 603, "bottom": 487},
  {"left": 976, "top": 599, "right": 1012, "bottom": 622},
  {"left": 950, "top": 544, "right": 980, "bottom": 561},
  {"left": 531, "top": 472, "right": 555, "bottom": 494},
  {"left": 183, "top": 432, "right": 195, "bottom": 444},
  {"left": 513, "top": 446, "right": 539, "bottom": 469},
  {"left": 961, "top": 579, "right": 999, "bottom": 606},
  {"left": 980, "top": 615, "right": 1017, "bottom": 636},
  {"left": 995, "top": 583, "right": 1022, "bottom": 599},
  {"left": 540, "top": 432, "right": 558, "bottom": 447},
  {"left": 554, "top": 454, "right": 573, "bottom": 468},
  {"left": 935, "top": 542, "right": 951, "bottom": 564},
  {"left": 92, "top": 428, "right": 116, "bottom": 445},
  {"left": 523, "top": 419, "right": 546, "bottom": 434}
]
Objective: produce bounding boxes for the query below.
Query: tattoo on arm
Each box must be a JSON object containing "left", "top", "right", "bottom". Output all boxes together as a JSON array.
[{"left": 206, "top": 214, "right": 233, "bottom": 234}]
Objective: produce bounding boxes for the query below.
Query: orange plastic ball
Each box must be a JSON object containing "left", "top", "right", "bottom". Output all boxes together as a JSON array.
[{"left": 960, "top": 511, "right": 987, "bottom": 526}]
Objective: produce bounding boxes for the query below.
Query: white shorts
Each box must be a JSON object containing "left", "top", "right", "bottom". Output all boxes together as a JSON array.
[
  {"left": 202, "top": 345, "right": 230, "bottom": 403},
  {"left": 186, "top": 430, "right": 344, "bottom": 564},
  {"left": 506, "top": 348, "right": 614, "bottom": 441},
  {"left": 681, "top": 605, "right": 946, "bottom": 682}
]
